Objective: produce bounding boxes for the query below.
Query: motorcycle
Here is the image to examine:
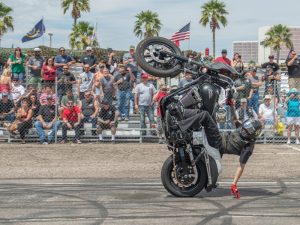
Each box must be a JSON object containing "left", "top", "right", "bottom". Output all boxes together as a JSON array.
[{"left": 135, "top": 37, "right": 241, "bottom": 197}]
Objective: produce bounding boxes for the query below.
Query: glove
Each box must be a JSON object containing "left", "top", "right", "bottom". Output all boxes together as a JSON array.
[
  {"left": 231, "top": 184, "right": 240, "bottom": 199},
  {"left": 225, "top": 98, "right": 234, "bottom": 107}
]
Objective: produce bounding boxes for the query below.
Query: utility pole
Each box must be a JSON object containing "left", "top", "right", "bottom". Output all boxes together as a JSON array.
[{"left": 48, "top": 33, "right": 53, "bottom": 48}]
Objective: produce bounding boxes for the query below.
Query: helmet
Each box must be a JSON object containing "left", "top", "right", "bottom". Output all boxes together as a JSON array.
[{"left": 240, "top": 119, "right": 262, "bottom": 141}]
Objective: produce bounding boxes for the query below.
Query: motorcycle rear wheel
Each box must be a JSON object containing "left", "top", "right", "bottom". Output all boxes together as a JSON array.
[
  {"left": 161, "top": 155, "right": 207, "bottom": 197},
  {"left": 135, "top": 37, "right": 182, "bottom": 78}
]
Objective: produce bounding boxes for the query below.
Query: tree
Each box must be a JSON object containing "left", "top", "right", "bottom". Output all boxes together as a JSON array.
[
  {"left": 134, "top": 10, "right": 162, "bottom": 39},
  {"left": 199, "top": 0, "right": 228, "bottom": 58},
  {"left": 61, "top": 0, "right": 90, "bottom": 26},
  {"left": 69, "top": 21, "right": 98, "bottom": 50},
  {"left": 0, "top": 3, "right": 14, "bottom": 47},
  {"left": 262, "top": 24, "right": 293, "bottom": 63}
]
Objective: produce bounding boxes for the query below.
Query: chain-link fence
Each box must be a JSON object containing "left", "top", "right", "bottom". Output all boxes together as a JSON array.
[{"left": 0, "top": 51, "right": 298, "bottom": 145}]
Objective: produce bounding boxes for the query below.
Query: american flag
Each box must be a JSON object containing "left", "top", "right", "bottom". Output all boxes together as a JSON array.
[{"left": 170, "top": 22, "right": 190, "bottom": 43}]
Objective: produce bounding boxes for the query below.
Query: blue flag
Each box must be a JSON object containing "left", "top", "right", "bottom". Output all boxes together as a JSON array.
[{"left": 21, "top": 19, "right": 45, "bottom": 43}]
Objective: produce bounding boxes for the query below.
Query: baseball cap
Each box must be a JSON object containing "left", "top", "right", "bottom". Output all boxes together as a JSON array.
[
  {"left": 141, "top": 73, "right": 149, "bottom": 78},
  {"left": 241, "top": 98, "right": 247, "bottom": 103},
  {"left": 250, "top": 67, "right": 257, "bottom": 72},
  {"left": 46, "top": 95, "right": 53, "bottom": 99},
  {"left": 129, "top": 45, "right": 135, "bottom": 50},
  {"left": 268, "top": 55, "right": 274, "bottom": 59},
  {"left": 221, "top": 49, "right": 227, "bottom": 54},
  {"left": 2, "top": 93, "right": 8, "bottom": 97},
  {"left": 86, "top": 46, "right": 92, "bottom": 51},
  {"left": 107, "top": 48, "right": 113, "bottom": 52},
  {"left": 34, "top": 47, "right": 41, "bottom": 52},
  {"left": 264, "top": 95, "right": 272, "bottom": 100}
]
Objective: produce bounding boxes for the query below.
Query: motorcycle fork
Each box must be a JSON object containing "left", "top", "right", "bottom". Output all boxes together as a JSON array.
[
  {"left": 178, "top": 147, "right": 188, "bottom": 173},
  {"left": 203, "top": 148, "right": 213, "bottom": 190}
]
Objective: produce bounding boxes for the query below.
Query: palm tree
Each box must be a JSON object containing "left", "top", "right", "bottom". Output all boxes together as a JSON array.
[
  {"left": 134, "top": 10, "right": 162, "bottom": 39},
  {"left": 61, "top": 0, "right": 90, "bottom": 26},
  {"left": 199, "top": 0, "right": 228, "bottom": 58},
  {"left": 69, "top": 21, "right": 98, "bottom": 50},
  {"left": 0, "top": 3, "right": 14, "bottom": 47},
  {"left": 262, "top": 24, "right": 293, "bottom": 63}
]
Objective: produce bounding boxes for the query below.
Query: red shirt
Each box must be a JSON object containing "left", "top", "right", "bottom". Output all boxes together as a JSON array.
[
  {"left": 63, "top": 106, "right": 81, "bottom": 122},
  {"left": 42, "top": 65, "right": 57, "bottom": 81},
  {"left": 214, "top": 57, "right": 231, "bottom": 66},
  {"left": 156, "top": 91, "right": 168, "bottom": 116}
]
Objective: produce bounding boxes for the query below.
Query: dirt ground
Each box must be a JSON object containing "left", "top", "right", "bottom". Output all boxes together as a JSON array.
[{"left": 0, "top": 143, "right": 299, "bottom": 180}]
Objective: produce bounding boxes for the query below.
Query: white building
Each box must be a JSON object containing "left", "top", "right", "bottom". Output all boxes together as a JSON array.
[{"left": 232, "top": 41, "right": 258, "bottom": 63}]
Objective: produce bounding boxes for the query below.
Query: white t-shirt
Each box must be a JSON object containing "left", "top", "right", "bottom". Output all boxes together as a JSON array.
[
  {"left": 11, "top": 83, "right": 25, "bottom": 100},
  {"left": 259, "top": 103, "right": 276, "bottom": 121},
  {"left": 134, "top": 82, "right": 156, "bottom": 106}
]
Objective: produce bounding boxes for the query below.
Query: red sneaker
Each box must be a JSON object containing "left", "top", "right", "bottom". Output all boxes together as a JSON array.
[{"left": 231, "top": 184, "right": 240, "bottom": 199}]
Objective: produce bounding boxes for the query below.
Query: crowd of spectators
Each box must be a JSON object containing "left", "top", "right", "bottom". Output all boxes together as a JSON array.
[{"left": 0, "top": 45, "right": 300, "bottom": 145}]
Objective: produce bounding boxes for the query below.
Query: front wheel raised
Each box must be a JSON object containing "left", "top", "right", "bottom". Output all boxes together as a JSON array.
[{"left": 161, "top": 155, "right": 207, "bottom": 197}]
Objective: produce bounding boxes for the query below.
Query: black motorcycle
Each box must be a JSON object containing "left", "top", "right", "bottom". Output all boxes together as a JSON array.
[{"left": 135, "top": 37, "right": 240, "bottom": 197}]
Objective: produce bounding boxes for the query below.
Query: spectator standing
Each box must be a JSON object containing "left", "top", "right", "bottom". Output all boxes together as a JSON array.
[
  {"left": 259, "top": 95, "right": 278, "bottom": 127},
  {"left": 134, "top": 73, "right": 156, "bottom": 135},
  {"left": 262, "top": 55, "right": 280, "bottom": 73},
  {"left": 34, "top": 95, "right": 61, "bottom": 144},
  {"left": 0, "top": 93, "right": 15, "bottom": 124},
  {"left": 123, "top": 45, "right": 139, "bottom": 79},
  {"left": 262, "top": 65, "right": 281, "bottom": 99},
  {"left": 97, "top": 100, "right": 119, "bottom": 144},
  {"left": 80, "top": 90, "right": 99, "bottom": 134},
  {"left": 100, "top": 68, "right": 115, "bottom": 104},
  {"left": 234, "top": 73, "right": 253, "bottom": 108},
  {"left": 286, "top": 50, "right": 300, "bottom": 90},
  {"left": 27, "top": 48, "right": 44, "bottom": 90},
  {"left": 94, "top": 63, "right": 105, "bottom": 99},
  {"left": 57, "top": 65, "right": 76, "bottom": 97},
  {"left": 80, "top": 47, "right": 98, "bottom": 73},
  {"left": 0, "top": 67, "right": 12, "bottom": 99},
  {"left": 11, "top": 78, "right": 25, "bottom": 105},
  {"left": 153, "top": 84, "right": 168, "bottom": 144},
  {"left": 54, "top": 47, "right": 75, "bottom": 75},
  {"left": 41, "top": 57, "right": 57, "bottom": 87},
  {"left": 285, "top": 88, "right": 300, "bottom": 144},
  {"left": 61, "top": 100, "right": 82, "bottom": 144},
  {"left": 114, "top": 65, "right": 135, "bottom": 120},
  {"left": 231, "top": 53, "right": 244, "bottom": 73},
  {"left": 247, "top": 67, "right": 262, "bottom": 113},
  {"left": 236, "top": 98, "right": 258, "bottom": 122},
  {"left": 7, "top": 47, "right": 26, "bottom": 82},
  {"left": 214, "top": 49, "right": 231, "bottom": 65},
  {"left": 16, "top": 98, "right": 33, "bottom": 144},
  {"left": 179, "top": 70, "right": 193, "bottom": 88},
  {"left": 78, "top": 64, "right": 94, "bottom": 100},
  {"left": 106, "top": 48, "right": 117, "bottom": 68}
]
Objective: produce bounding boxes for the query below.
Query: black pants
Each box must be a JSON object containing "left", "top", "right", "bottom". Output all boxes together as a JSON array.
[
  {"left": 62, "top": 122, "right": 81, "bottom": 141},
  {"left": 18, "top": 120, "right": 32, "bottom": 140}
]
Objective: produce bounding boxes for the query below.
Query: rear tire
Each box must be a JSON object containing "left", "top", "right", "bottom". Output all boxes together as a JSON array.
[
  {"left": 161, "top": 155, "right": 207, "bottom": 197},
  {"left": 135, "top": 37, "right": 183, "bottom": 78}
]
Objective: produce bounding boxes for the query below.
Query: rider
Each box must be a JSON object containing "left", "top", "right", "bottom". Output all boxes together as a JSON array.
[{"left": 177, "top": 100, "right": 262, "bottom": 199}]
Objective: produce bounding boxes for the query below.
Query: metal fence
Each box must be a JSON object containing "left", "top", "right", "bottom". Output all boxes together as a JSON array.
[{"left": 0, "top": 60, "right": 297, "bottom": 145}]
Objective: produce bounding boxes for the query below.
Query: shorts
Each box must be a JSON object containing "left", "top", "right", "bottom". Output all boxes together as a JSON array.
[
  {"left": 98, "top": 121, "right": 118, "bottom": 130},
  {"left": 286, "top": 117, "right": 300, "bottom": 125}
]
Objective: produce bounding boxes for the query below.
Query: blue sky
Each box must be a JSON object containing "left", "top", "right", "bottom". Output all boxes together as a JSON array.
[{"left": 1, "top": 0, "right": 300, "bottom": 57}]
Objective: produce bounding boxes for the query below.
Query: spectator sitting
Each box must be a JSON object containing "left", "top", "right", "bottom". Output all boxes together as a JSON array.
[
  {"left": 78, "top": 64, "right": 94, "bottom": 100},
  {"left": 259, "top": 95, "right": 278, "bottom": 127},
  {"left": 16, "top": 98, "right": 33, "bottom": 144},
  {"left": 27, "top": 47, "right": 44, "bottom": 90},
  {"left": 134, "top": 73, "right": 156, "bottom": 135},
  {"left": 214, "top": 49, "right": 231, "bottom": 65},
  {"left": 80, "top": 46, "right": 98, "bottom": 73},
  {"left": 0, "top": 93, "right": 15, "bottom": 125},
  {"left": 60, "top": 88, "right": 79, "bottom": 118},
  {"left": 29, "top": 94, "right": 41, "bottom": 120},
  {"left": 97, "top": 100, "right": 119, "bottom": 144},
  {"left": 236, "top": 98, "right": 258, "bottom": 122},
  {"left": 0, "top": 66, "right": 12, "bottom": 99},
  {"left": 39, "top": 85, "right": 56, "bottom": 106},
  {"left": 61, "top": 100, "right": 82, "bottom": 144},
  {"left": 34, "top": 95, "right": 61, "bottom": 144},
  {"left": 80, "top": 90, "right": 99, "bottom": 135},
  {"left": 285, "top": 88, "right": 300, "bottom": 144},
  {"left": 57, "top": 65, "right": 76, "bottom": 98},
  {"left": 41, "top": 57, "right": 57, "bottom": 88},
  {"left": 153, "top": 84, "right": 168, "bottom": 144},
  {"left": 11, "top": 78, "right": 25, "bottom": 105},
  {"left": 179, "top": 70, "right": 193, "bottom": 88}
]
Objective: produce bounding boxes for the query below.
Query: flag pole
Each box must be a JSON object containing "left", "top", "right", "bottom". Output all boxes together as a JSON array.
[{"left": 188, "top": 21, "right": 191, "bottom": 50}]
